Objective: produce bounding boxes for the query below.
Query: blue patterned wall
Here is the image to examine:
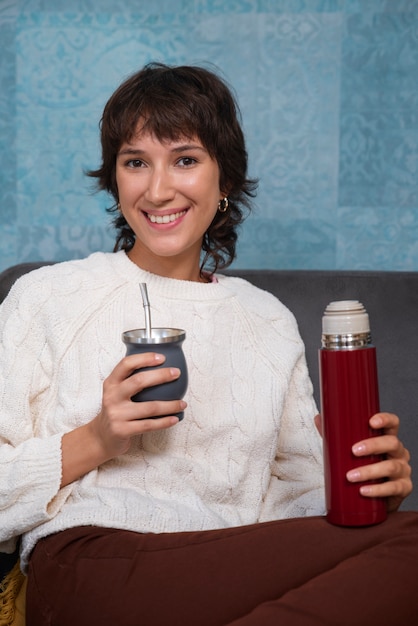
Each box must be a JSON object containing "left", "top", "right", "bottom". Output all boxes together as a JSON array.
[{"left": 1, "top": 0, "right": 418, "bottom": 273}]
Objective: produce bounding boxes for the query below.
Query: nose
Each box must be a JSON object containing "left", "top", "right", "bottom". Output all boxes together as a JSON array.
[{"left": 145, "top": 166, "right": 175, "bottom": 206}]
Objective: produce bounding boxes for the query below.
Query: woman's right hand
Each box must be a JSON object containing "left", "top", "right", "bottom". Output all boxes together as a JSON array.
[
  {"left": 61, "top": 353, "right": 186, "bottom": 487},
  {"left": 92, "top": 352, "right": 185, "bottom": 458}
]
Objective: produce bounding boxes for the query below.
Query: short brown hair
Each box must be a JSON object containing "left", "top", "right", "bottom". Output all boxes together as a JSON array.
[{"left": 88, "top": 62, "right": 257, "bottom": 273}]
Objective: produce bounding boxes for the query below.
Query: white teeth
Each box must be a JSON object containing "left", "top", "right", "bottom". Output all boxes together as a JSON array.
[{"left": 148, "top": 210, "right": 186, "bottom": 224}]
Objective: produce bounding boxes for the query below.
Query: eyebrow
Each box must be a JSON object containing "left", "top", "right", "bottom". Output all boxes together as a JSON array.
[{"left": 117, "top": 143, "right": 207, "bottom": 156}]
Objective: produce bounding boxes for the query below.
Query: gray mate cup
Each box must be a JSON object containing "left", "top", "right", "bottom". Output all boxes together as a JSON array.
[{"left": 122, "top": 328, "right": 188, "bottom": 421}]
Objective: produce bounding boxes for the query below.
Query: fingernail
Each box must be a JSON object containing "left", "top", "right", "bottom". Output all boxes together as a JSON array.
[
  {"left": 371, "top": 415, "right": 383, "bottom": 427},
  {"left": 180, "top": 400, "right": 187, "bottom": 409},
  {"left": 170, "top": 367, "right": 181, "bottom": 377},
  {"left": 352, "top": 443, "right": 366, "bottom": 454},
  {"left": 154, "top": 353, "right": 164, "bottom": 362},
  {"left": 347, "top": 469, "right": 361, "bottom": 481}
]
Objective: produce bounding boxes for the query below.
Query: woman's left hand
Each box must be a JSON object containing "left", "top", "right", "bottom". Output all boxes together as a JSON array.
[{"left": 315, "top": 412, "right": 412, "bottom": 512}]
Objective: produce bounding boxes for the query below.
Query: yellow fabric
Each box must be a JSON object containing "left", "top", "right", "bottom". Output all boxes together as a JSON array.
[
  {"left": 11, "top": 577, "right": 26, "bottom": 626},
  {"left": 0, "top": 560, "right": 26, "bottom": 626}
]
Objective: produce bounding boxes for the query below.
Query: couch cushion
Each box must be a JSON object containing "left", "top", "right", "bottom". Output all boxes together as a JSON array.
[{"left": 0, "top": 262, "right": 54, "bottom": 303}]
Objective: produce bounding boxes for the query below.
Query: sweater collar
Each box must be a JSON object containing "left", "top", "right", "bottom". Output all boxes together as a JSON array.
[{"left": 109, "top": 251, "right": 234, "bottom": 302}]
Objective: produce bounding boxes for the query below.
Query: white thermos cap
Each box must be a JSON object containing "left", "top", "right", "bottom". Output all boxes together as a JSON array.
[{"left": 322, "top": 300, "right": 370, "bottom": 335}]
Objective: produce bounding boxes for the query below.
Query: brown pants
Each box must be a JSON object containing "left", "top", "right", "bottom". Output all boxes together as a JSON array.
[{"left": 27, "top": 512, "right": 418, "bottom": 626}]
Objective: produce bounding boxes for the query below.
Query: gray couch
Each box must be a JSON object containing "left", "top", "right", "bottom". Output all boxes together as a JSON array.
[{"left": 1, "top": 261, "right": 417, "bottom": 577}]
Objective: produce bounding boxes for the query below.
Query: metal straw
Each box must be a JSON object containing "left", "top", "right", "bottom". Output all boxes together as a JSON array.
[{"left": 139, "top": 283, "right": 152, "bottom": 338}]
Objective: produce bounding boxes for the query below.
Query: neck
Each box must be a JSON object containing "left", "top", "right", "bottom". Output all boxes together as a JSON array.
[{"left": 127, "top": 248, "right": 206, "bottom": 283}]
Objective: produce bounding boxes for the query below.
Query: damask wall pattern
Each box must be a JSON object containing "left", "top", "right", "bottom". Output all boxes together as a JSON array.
[{"left": 1, "top": 0, "right": 418, "bottom": 272}]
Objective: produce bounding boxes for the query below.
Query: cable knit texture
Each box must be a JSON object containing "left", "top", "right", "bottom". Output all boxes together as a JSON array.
[{"left": 0, "top": 251, "right": 324, "bottom": 572}]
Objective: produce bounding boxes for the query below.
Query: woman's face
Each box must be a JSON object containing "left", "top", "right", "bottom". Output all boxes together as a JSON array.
[{"left": 116, "top": 128, "right": 225, "bottom": 281}]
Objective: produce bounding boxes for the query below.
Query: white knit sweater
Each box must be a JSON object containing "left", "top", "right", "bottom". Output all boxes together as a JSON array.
[{"left": 0, "top": 251, "right": 324, "bottom": 571}]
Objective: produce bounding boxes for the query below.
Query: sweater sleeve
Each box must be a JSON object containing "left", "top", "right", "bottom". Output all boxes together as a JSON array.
[
  {"left": 259, "top": 350, "right": 326, "bottom": 521},
  {"left": 0, "top": 277, "right": 68, "bottom": 552}
]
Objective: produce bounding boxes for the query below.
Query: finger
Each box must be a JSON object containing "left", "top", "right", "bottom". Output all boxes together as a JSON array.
[
  {"left": 104, "top": 364, "right": 182, "bottom": 407},
  {"left": 124, "top": 366, "right": 182, "bottom": 399},
  {"left": 350, "top": 466, "right": 412, "bottom": 500},
  {"left": 314, "top": 414, "right": 322, "bottom": 437},
  {"left": 352, "top": 434, "right": 407, "bottom": 459},
  {"left": 109, "top": 352, "right": 166, "bottom": 383},
  {"left": 122, "top": 399, "right": 188, "bottom": 428},
  {"left": 347, "top": 457, "right": 410, "bottom": 484},
  {"left": 358, "top": 478, "right": 411, "bottom": 500},
  {"left": 369, "top": 412, "right": 400, "bottom": 436}
]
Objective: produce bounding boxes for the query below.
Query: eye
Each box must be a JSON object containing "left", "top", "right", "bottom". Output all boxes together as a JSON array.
[
  {"left": 177, "top": 156, "right": 197, "bottom": 167},
  {"left": 125, "top": 159, "right": 146, "bottom": 168}
]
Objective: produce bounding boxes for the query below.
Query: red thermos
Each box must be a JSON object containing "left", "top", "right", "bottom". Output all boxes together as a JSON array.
[{"left": 319, "top": 300, "right": 387, "bottom": 527}]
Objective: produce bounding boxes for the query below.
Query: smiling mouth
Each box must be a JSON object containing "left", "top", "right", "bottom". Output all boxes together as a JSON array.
[{"left": 146, "top": 210, "right": 187, "bottom": 224}]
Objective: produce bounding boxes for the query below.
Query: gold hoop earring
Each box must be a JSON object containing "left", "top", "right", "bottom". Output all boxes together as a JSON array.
[
  {"left": 117, "top": 202, "right": 121, "bottom": 212},
  {"left": 218, "top": 197, "right": 229, "bottom": 213}
]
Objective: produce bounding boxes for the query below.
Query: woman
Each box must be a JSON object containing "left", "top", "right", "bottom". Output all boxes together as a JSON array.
[{"left": 0, "top": 62, "right": 415, "bottom": 625}]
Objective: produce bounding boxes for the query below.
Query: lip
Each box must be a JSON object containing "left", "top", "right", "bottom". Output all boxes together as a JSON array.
[{"left": 144, "top": 209, "right": 188, "bottom": 227}]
